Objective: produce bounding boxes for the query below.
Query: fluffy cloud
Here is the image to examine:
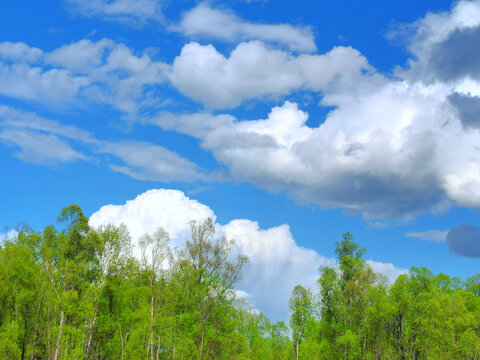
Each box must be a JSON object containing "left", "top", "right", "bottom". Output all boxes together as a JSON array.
[
  {"left": 0, "top": 63, "right": 89, "bottom": 103},
  {"left": 89, "top": 189, "right": 215, "bottom": 246},
  {"left": 395, "top": 0, "right": 480, "bottom": 131},
  {"left": 176, "top": 3, "right": 316, "bottom": 53},
  {"left": 406, "top": 230, "right": 448, "bottom": 243},
  {"left": 397, "top": 0, "right": 480, "bottom": 83},
  {"left": 0, "top": 39, "right": 168, "bottom": 115},
  {"left": 223, "top": 219, "right": 333, "bottom": 321},
  {"left": 446, "top": 224, "right": 480, "bottom": 258},
  {"left": 89, "top": 188, "right": 406, "bottom": 321},
  {"left": 0, "top": 42, "right": 43, "bottom": 62},
  {"left": 366, "top": 260, "right": 408, "bottom": 283},
  {"left": 64, "top": 0, "right": 163, "bottom": 25},
  {"left": 170, "top": 41, "right": 371, "bottom": 108},
  {"left": 0, "top": 230, "right": 19, "bottom": 242},
  {"left": 200, "top": 91, "right": 464, "bottom": 219}
]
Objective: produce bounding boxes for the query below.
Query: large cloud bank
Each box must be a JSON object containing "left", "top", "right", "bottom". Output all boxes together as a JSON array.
[
  {"left": 3, "top": 1, "right": 480, "bottom": 222},
  {"left": 89, "top": 189, "right": 406, "bottom": 321}
]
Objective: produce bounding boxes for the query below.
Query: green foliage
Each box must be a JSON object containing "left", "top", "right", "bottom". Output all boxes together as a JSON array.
[{"left": 1, "top": 207, "right": 480, "bottom": 359}]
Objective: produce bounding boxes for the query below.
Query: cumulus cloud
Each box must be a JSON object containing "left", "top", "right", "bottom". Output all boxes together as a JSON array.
[
  {"left": 393, "top": 0, "right": 480, "bottom": 131},
  {"left": 0, "top": 229, "right": 19, "bottom": 242},
  {"left": 0, "top": 39, "right": 168, "bottom": 116},
  {"left": 366, "top": 260, "right": 408, "bottom": 283},
  {"left": 0, "top": 42, "right": 43, "bottom": 62},
  {"left": 446, "top": 224, "right": 480, "bottom": 258},
  {"left": 176, "top": 3, "right": 316, "bottom": 53},
  {"left": 0, "top": 63, "right": 89, "bottom": 103},
  {"left": 170, "top": 41, "right": 371, "bottom": 109},
  {"left": 200, "top": 93, "right": 463, "bottom": 219},
  {"left": 90, "top": 189, "right": 215, "bottom": 246},
  {"left": 406, "top": 230, "right": 448, "bottom": 243},
  {"left": 89, "top": 188, "right": 406, "bottom": 321},
  {"left": 64, "top": 0, "right": 163, "bottom": 25},
  {"left": 223, "top": 219, "right": 333, "bottom": 321}
]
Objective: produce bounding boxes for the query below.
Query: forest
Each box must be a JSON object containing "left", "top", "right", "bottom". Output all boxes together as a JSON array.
[{"left": 1, "top": 205, "right": 480, "bottom": 360}]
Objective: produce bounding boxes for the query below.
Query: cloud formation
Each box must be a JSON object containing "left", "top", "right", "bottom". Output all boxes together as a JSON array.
[
  {"left": 65, "top": 0, "right": 164, "bottom": 25},
  {"left": 0, "top": 39, "right": 168, "bottom": 116},
  {"left": 0, "top": 106, "right": 204, "bottom": 181},
  {"left": 170, "top": 41, "right": 370, "bottom": 109},
  {"left": 176, "top": 3, "right": 316, "bottom": 53},
  {"left": 89, "top": 188, "right": 406, "bottom": 321},
  {"left": 406, "top": 230, "right": 448, "bottom": 243},
  {"left": 446, "top": 224, "right": 480, "bottom": 258}
]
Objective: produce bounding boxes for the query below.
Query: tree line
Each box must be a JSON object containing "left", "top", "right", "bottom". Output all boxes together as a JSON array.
[{"left": 0, "top": 205, "right": 479, "bottom": 359}]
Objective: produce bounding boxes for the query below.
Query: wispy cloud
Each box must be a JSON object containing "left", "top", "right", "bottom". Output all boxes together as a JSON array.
[
  {"left": 406, "top": 230, "right": 448, "bottom": 243},
  {"left": 175, "top": 3, "right": 316, "bottom": 52},
  {"left": 64, "top": 0, "right": 164, "bottom": 25}
]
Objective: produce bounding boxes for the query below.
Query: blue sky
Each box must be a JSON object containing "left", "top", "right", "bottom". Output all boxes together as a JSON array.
[{"left": 2, "top": 0, "right": 480, "bottom": 320}]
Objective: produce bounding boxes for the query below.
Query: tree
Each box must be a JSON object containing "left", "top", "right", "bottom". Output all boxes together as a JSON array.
[
  {"left": 177, "top": 218, "right": 248, "bottom": 360},
  {"left": 289, "top": 285, "right": 313, "bottom": 360}
]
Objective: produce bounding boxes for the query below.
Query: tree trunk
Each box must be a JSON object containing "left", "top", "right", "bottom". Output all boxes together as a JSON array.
[
  {"left": 53, "top": 308, "right": 64, "bottom": 360},
  {"left": 31, "top": 296, "right": 43, "bottom": 360},
  {"left": 198, "top": 317, "right": 206, "bottom": 360},
  {"left": 150, "top": 291, "right": 155, "bottom": 360},
  {"left": 296, "top": 338, "right": 299, "bottom": 360},
  {"left": 85, "top": 313, "right": 97, "bottom": 358},
  {"left": 116, "top": 308, "right": 125, "bottom": 360}
]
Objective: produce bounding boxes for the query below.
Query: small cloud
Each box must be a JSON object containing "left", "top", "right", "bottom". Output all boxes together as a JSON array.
[
  {"left": 368, "top": 221, "right": 389, "bottom": 229},
  {"left": 367, "top": 260, "right": 408, "bottom": 284},
  {"left": 406, "top": 230, "right": 448, "bottom": 243},
  {"left": 175, "top": 3, "right": 316, "bottom": 52},
  {"left": 0, "top": 229, "right": 18, "bottom": 242},
  {"left": 64, "top": 0, "right": 164, "bottom": 26},
  {"left": 446, "top": 224, "right": 480, "bottom": 258}
]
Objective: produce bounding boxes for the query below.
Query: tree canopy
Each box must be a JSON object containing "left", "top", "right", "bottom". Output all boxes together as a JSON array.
[{"left": 1, "top": 207, "right": 479, "bottom": 359}]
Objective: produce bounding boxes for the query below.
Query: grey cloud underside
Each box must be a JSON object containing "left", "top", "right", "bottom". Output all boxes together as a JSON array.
[
  {"left": 429, "top": 26, "right": 480, "bottom": 82},
  {"left": 447, "top": 224, "right": 480, "bottom": 258},
  {"left": 449, "top": 93, "right": 480, "bottom": 129}
]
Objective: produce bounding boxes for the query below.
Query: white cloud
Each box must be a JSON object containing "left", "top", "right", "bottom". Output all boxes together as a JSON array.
[
  {"left": 200, "top": 91, "right": 464, "bottom": 219},
  {"left": 170, "top": 41, "right": 370, "bottom": 109},
  {"left": 0, "top": 229, "right": 19, "bottom": 242},
  {"left": 0, "top": 128, "right": 88, "bottom": 165},
  {"left": 406, "top": 230, "right": 448, "bottom": 243},
  {"left": 0, "top": 42, "right": 43, "bottom": 62},
  {"left": 394, "top": 0, "right": 480, "bottom": 83},
  {"left": 223, "top": 219, "right": 332, "bottom": 321},
  {"left": 89, "top": 188, "right": 406, "bottom": 321},
  {"left": 0, "top": 106, "right": 202, "bottom": 182},
  {"left": 146, "top": 111, "right": 236, "bottom": 139},
  {"left": 0, "top": 105, "right": 95, "bottom": 144},
  {"left": 45, "top": 39, "right": 114, "bottom": 72},
  {"left": 65, "top": 0, "right": 163, "bottom": 25},
  {"left": 98, "top": 141, "right": 206, "bottom": 182},
  {"left": 0, "top": 40, "right": 168, "bottom": 116},
  {"left": 366, "top": 260, "right": 408, "bottom": 284},
  {"left": 0, "top": 62, "right": 89, "bottom": 103},
  {"left": 89, "top": 189, "right": 215, "bottom": 247},
  {"left": 176, "top": 3, "right": 316, "bottom": 52}
]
